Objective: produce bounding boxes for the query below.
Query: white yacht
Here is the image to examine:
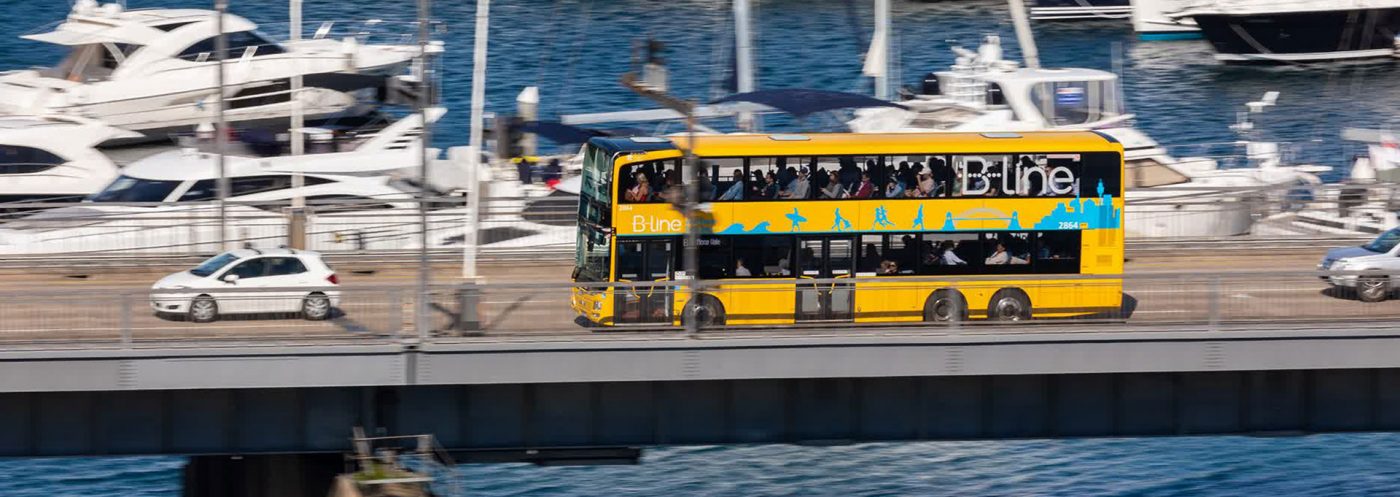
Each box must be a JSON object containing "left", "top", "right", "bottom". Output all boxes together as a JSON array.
[
  {"left": 1255, "top": 129, "right": 1400, "bottom": 236},
  {"left": 1131, "top": 0, "right": 1201, "bottom": 40},
  {"left": 848, "top": 38, "right": 1327, "bottom": 237},
  {"left": 0, "top": 109, "right": 573, "bottom": 255},
  {"left": 0, "top": 1, "right": 420, "bottom": 140},
  {"left": 0, "top": 115, "right": 138, "bottom": 209}
]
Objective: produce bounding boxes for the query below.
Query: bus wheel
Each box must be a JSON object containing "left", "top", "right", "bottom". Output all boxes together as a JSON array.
[
  {"left": 684, "top": 295, "right": 727, "bottom": 328},
  {"left": 923, "top": 290, "right": 967, "bottom": 322},
  {"left": 988, "top": 289, "right": 1032, "bottom": 322}
]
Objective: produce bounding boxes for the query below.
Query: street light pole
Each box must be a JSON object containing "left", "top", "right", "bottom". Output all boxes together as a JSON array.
[
  {"left": 463, "top": 0, "right": 490, "bottom": 281},
  {"left": 215, "top": 0, "right": 229, "bottom": 251},
  {"left": 620, "top": 73, "right": 701, "bottom": 336},
  {"left": 288, "top": 0, "right": 306, "bottom": 249},
  {"left": 415, "top": 0, "right": 435, "bottom": 337}
]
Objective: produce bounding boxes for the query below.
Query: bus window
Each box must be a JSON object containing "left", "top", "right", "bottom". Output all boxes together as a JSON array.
[
  {"left": 919, "top": 233, "right": 980, "bottom": 274},
  {"left": 747, "top": 157, "right": 788, "bottom": 200},
  {"left": 733, "top": 236, "right": 794, "bottom": 277},
  {"left": 983, "top": 232, "right": 1032, "bottom": 270},
  {"left": 616, "top": 241, "right": 644, "bottom": 281},
  {"left": 695, "top": 236, "right": 730, "bottom": 279},
  {"left": 886, "top": 234, "right": 919, "bottom": 275},
  {"left": 952, "top": 155, "right": 1012, "bottom": 197},
  {"left": 709, "top": 158, "right": 745, "bottom": 201},
  {"left": 619, "top": 159, "right": 680, "bottom": 204},
  {"left": 858, "top": 234, "right": 883, "bottom": 274},
  {"left": 1035, "top": 231, "right": 1081, "bottom": 274}
]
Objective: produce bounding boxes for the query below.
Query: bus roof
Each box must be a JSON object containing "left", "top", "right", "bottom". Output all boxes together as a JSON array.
[{"left": 590, "top": 131, "right": 1120, "bottom": 157}]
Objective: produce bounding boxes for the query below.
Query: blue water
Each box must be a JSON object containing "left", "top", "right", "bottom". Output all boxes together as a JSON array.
[{"left": 5, "top": 0, "right": 1400, "bottom": 494}]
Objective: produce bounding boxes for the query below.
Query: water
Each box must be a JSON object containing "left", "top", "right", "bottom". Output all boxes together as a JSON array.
[{"left": 4, "top": 0, "right": 1400, "bottom": 494}]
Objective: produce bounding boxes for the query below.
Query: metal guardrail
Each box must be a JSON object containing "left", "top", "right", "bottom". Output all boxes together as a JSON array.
[{"left": 1, "top": 269, "right": 1396, "bottom": 348}]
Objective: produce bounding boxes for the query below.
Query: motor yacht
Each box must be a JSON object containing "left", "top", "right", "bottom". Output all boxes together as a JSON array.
[
  {"left": 1167, "top": 0, "right": 1400, "bottom": 63},
  {"left": 0, "top": 1, "right": 420, "bottom": 141},
  {"left": 1254, "top": 128, "right": 1400, "bottom": 237},
  {"left": 0, "top": 115, "right": 139, "bottom": 210},
  {"left": 0, "top": 108, "right": 572, "bottom": 255},
  {"left": 1131, "top": 0, "right": 1201, "bottom": 40},
  {"left": 848, "top": 39, "right": 1328, "bottom": 237}
]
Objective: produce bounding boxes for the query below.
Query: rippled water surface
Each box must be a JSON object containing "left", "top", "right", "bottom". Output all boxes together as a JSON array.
[{"left": 4, "top": 0, "right": 1400, "bottom": 494}]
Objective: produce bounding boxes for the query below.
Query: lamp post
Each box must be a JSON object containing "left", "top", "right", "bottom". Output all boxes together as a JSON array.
[{"left": 620, "top": 72, "right": 701, "bottom": 336}]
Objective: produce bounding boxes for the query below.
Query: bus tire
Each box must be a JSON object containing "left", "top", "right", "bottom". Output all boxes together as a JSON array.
[
  {"left": 683, "top": 295, "right": 726, "bottom": 327},
  {"left": 987, "top": 289, "right": 1032, "bottom": 321},
  {"left": 923, "top": 289, "right": 968, "bottom": 322}
]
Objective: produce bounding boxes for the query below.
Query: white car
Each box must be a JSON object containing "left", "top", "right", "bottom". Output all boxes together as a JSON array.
[
  {"left": 1320, "top": 227, "right": 1400, "bottom": 302},
  {"left": 151, "top": 248, "right": 341, "bottom": 322}
]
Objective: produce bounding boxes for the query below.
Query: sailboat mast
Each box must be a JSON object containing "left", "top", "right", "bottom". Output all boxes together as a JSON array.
[
  {"left": 734, "top": 0, "right": 756, "bottom": 131},
  {"left": 463, "top": 0, "right": 489, "bottom": 280},
  {"left": 1006, "top": 0, "right": 1041, "bottom": 69},
  {"left": 872, "top": 0, "right": 890, "bottom": 100}
]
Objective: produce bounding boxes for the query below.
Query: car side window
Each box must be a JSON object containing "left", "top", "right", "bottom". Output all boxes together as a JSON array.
[
  {"left": 264, "top": 257, "right": 308, "bottom": 276},
  {"left": 226, "top": 258, "right": 268, "bottom": 279}
]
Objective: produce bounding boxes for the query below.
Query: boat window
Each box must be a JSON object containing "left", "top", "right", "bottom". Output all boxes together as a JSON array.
[
  {"left": 1126, "top": 158, "right": 1189, "bottom": 188},
  {"left": 153, "top": 21, "right": 197, "bottom": 32},
  {"left": 88, "top": 175, "right": 182, "bottom": 202},
  {"left": 306, "top": 194, "right": 396, "bottom": 212},
  {"left": 1030, "top": 80, "right": 1120, "bottom": 127},
  {"left": 100, "top": 43, "right": 141, "bottom": 70},
  {"left": 0, "top": 146, "right": 65, "bottom": 175},
  {"left": 178, "top": 31, "right": 285, "bottom": 61},
  {"left": 230, "top": 175, "right": 330, "bottom": 197},
  {"left": 178, "top": 179, "right": 217, "bottom": 201},
  {"left": 190, "top": 252, "right": 241, "bottom": 277}
]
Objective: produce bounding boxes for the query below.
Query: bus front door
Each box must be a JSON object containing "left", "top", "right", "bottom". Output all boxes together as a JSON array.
[
  {"left": 796, "top": 237, "right": 854, "bottom": 322},
  {"left": 614, "top": 239, "right": 675, "bottom": 325}
]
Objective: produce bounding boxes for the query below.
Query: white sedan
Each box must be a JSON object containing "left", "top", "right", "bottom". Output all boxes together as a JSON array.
[{"left": 151, "top": 248, "right": 341, "bottom": 322}]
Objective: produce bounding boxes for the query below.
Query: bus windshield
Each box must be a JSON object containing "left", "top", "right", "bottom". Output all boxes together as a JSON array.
[{"left": 574, "top": 225, "right": 611, "bottom": 283}]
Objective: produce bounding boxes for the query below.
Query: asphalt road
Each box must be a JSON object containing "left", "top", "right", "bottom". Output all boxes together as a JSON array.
[{"left": 1, "top": 249, "right": 1393, "bottom": 344}]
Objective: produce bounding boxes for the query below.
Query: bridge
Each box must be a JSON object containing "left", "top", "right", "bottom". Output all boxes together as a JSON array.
[{"left": 4, "top": 243, "right": 1400, "bottom": 495}]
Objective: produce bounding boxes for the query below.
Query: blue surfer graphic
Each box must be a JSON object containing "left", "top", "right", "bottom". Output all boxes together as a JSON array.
[
  {"left": 785, "top": 208, "right": 807, "bottom": 232},
  {"left": 832, "top": 208, "right": 852, "bottom": 231},
  {"left": 912, "top": 205, "right": 926, "bottom": 230}
]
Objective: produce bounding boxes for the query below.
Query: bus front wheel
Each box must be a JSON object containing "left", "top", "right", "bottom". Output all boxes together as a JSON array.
[
  {"left": 988, "top": 289, "right": 1032, "bottom": 322},
  {"left": 683, "top": 295, "right": 727, "bottom": 328},
  {"left": 924, "top": 290, "right": 968, "bottom": 322}
]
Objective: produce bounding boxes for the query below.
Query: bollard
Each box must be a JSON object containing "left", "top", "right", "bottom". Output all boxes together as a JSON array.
[{"left": 455, "top": 283, "right": 482, "bottom": 335}]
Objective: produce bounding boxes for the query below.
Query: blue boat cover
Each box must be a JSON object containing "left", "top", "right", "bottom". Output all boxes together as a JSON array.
[{"left": 710, "top": 89, "right": 907, "bottom": 117}]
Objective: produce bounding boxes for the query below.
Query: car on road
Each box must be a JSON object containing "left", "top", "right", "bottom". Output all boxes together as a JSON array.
[
  {"left": 1320, "top": 227, "right": 1400, "bottom": 302},
  {"left": 151, "top": 248, "right": 340, "bottom": 322}
]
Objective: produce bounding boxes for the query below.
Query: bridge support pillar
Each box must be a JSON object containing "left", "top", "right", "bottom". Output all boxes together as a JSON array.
[{"left": 183, "top": 454, "right": 342, "bottom": 497}]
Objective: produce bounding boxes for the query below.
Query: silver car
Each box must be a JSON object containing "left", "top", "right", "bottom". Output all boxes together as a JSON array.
[{"left": 1320, "top": 228, "right": 1400, "bottom": 302}]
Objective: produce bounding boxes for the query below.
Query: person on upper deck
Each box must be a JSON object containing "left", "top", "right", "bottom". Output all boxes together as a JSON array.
[
  {"left": 780, "top": 168, "right": 810, "bottom": 199},
  {"left": 851, "top": 173, "right": 875, "bottom": 199},
  {"left": 821, "top": 172, "right": 844, "bottom": 199},
  {"left": 718, "top": 169, "right": 745, "bottom": 201}
]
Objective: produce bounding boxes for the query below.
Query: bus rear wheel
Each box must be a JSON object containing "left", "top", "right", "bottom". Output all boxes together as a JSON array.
[
  {"left": 924, "top": 290, "right": 967, "bottom": 322},
  {"left": 683, "top": 295, "right": 726, "bottom": 328},
  {"left": 988, "top": 289, "right": 1032, "bottom": 322}
]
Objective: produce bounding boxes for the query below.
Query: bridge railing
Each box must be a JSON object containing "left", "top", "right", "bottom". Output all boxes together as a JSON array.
[{"left": 1, "top": 269, "right": 1397, "bottom": 347}]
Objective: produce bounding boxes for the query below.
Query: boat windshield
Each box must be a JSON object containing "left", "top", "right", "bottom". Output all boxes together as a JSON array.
[
  {"left": 190, "top": 252, "right": 242, "bottom": 277},
  {"left": 1364, "top": 228, "right": 1400, "bottom": 253},
  {"left": 1030, "top": 79, "right": 1123, "bottom": 127},
  {"left": 87, "top": 175, "right": 183, "bottom": 203},
  {"left": 47, "top": 43, "right": 142, "bottom": 82}
]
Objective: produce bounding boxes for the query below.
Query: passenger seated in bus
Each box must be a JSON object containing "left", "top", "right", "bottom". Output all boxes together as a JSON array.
[
  {"left": 749, "top": 170, "right": 766, "bottom": 198},
  {"left": 760, "top": 172, "right": 780, "bottom": 199},
  {"left": 915, "top": 171, "right": 935, "bottom": 198},
  {"left": 624, "top": 172, "right": 651, "bottom": 203},
  {"left": 735, "top": 258, "right": 752, "bottom": 277},
  {"left": 879, "top": 259, "right": 898, "bottom": 275},
  {"left": 718, "top": 169, "right": 745, "bottom": 201},
  {"left": 779, "top": 168, "right": 810, "bottom": 199},
  {"left": 658, "top": 170, "right": 683, "bottom": 203},
  {"left": 885, "top": 175, "right": 906, "bottom": 198},
  {"left": 987, "top": 242, "right": 1028, "bottom": 265},
  {"left": 851, "top": 173, "right": 875, "bottom": 199},
  {"left": 821, "top": 172, "right": 844, "bottom": 199},
  {"left": 940, "top": 241, "right": 968, "bottom": 265},
  {"left": 931, "top": 157, "right": 952, "bottom": 197}
]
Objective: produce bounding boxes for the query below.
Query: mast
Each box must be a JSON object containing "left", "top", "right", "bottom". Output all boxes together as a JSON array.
[
  {"left": 733, "top": 0, "right": 756, "bottom": 131},
  {"left": 463, "top": 0, "right": 489, "bottom": 280},
  {"left": 288, "top": 0, "right": 306, "bottom": 249},
  {"left": 415, "top": 0, "right": 434, "bottom": 337},
  {"left": 215, "top": 0, "right": 229, "bottom": 250},
  {"left": 865, "top": 0, "right": 891, "bottom": 100},
  {"left": 1006, "top": 0, "right": 1041, "bottom": 69}
]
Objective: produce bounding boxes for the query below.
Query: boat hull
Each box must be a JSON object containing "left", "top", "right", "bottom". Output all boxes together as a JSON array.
[
  {"left": 1031, "top": 0, "right": 1131, "bottom": 20},
  {"left": 1192, "top": 8, "right": 1400, "bottom": 63}
]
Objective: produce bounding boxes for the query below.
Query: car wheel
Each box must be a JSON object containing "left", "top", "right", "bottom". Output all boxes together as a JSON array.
[
  {"left": 189, "top": 295, "right": 219, "bottom": 323},
  {"left": 302, "top": 293, "right": 332, "bottom": 321},
  {"left": 988, "top": 289, "right": 1032, "bottom": 322},
  {"left": 923, "top": 289, "right": 967, "bottom": 322},
  {"left": 1358, "top": 277, "right": 1389, "bottom": 303}
]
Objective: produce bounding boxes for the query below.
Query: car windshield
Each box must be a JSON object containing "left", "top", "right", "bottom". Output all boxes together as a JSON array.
[
  {"left": 1364, "top": 228, "right": 1400, "bottom": 253},
  {"left": 87, "top": 175, "right": 182, "bottom": 203},
  {"left": 190, "top": 252, "right": 241, "bottom": 277}
]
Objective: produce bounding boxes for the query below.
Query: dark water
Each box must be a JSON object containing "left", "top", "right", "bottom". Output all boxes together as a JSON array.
[{"left": 5, "top": 1, "right": 1400, "bottom": 494}]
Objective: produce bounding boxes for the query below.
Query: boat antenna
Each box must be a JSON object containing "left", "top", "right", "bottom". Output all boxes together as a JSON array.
[{"left": 1005, "top": 0, "right": 1041, "bottom": 69}]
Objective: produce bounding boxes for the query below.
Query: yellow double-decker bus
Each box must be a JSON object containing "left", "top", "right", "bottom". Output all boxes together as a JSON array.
[{"left": 571, "top": 131, "right": 1124, "bottom": 327}]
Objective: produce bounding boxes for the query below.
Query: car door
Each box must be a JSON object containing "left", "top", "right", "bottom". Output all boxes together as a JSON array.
[
  {"left": 260, "top": 257, "right": 312, "bottom": 313},
  {"left": 216, "top": 257, "right": 269, "bottom": 314}
]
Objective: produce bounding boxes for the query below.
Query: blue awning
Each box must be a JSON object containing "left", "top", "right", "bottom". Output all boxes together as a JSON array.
[
  {"left": 519, "top": 120, "right": 613, "bottom": 145},
  {"left": 709, "top": 89, "right": 907, "bottom": 117}
]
